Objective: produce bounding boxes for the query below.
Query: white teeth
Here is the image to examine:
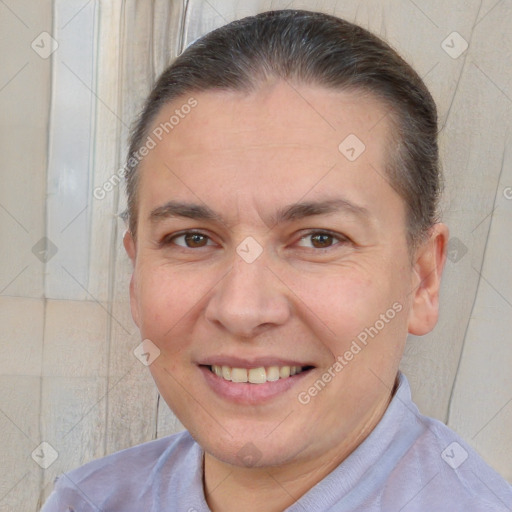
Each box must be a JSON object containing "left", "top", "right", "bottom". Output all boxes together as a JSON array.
[
  {"left": 231, "top": 367, "right": 248, "bottom": 383},
  {"left": 248, "top": 367, "right": 266, "bottom": 384},
  {"left": 279, "top": 366, "right": 290, "bottom": 378},
  {"left": 266, "top": 366, "right": 280, "bottom": 381},
  {"left": 210, "top": 364, "right": 305, "bottom": 384},
  {"left": 221, "top": 365, "right": 231, "bottom": 380}
]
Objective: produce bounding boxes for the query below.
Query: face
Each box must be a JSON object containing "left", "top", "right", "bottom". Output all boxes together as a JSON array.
[{"left": 124, "top": 81, "right": 446, "bottom": 468}]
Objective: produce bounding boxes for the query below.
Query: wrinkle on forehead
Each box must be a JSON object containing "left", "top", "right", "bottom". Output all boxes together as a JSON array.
[
  {"left": 145, "top": 81, "right": 391, "bottom": 158},
  {"left": 136, "top": 81, "right": 403, "bottom": 238},
  {"left": 162, "top": 142, "right": 328, "bottom": 160}
]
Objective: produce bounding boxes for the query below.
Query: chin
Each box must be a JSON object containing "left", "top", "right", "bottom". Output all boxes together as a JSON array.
[{"left": 188, "top": 417, "right": 296, "bottom": 464}]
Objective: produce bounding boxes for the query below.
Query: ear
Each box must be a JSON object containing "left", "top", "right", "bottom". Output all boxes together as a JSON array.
[
  {"left": 123, "top": 230, "right": 140, "bottom": 327},
  {"left": 407, "top": 223, "right": 449, "bottom": 336},
  {"left": 123, "top": 230, "right": 136, "bottom": 264}
]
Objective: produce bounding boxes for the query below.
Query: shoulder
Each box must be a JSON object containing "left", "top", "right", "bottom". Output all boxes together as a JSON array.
[
  {"left": 382, "top": 410, "right": 512, "bottom": 511},
  {"left": 63, "top": 429, "right": 196, "bottom": 484},
  {"left": 41, "top": 430, "right": 200, "bottom": 511}
]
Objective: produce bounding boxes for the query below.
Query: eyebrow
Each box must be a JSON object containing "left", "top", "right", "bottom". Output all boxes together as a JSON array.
[{"left": 148, "top": 198, "right": 370, "bottom": 226}]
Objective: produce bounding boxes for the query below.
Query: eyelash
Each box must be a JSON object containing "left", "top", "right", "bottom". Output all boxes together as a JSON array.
[
  {"left": 160, "top": 230, "right": 349, "bottom": 250},
  {"left": 297, "top": 230, "right": 349, "bottom": 250}
]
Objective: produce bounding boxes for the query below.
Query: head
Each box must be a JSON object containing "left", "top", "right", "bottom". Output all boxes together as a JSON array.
[{"left": 123, "top": 10, "right": 447, "bottom": 470}]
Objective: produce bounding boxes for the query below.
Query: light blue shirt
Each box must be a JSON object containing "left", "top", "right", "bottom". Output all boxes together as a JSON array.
[{"left": 42, "top": 373, "right": 512, "bottom": 511}]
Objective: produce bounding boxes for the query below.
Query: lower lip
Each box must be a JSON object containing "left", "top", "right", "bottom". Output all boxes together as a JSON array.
[{"left": 199, "top": 366, "right": 312, "bottom": 405}]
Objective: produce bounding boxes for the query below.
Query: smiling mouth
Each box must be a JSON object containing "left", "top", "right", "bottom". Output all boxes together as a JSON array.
[{"left": 206, "top": 364, "right": 314, "bottom": 384}]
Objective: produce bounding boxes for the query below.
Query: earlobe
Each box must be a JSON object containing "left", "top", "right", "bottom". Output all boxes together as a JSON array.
[
  {"left": 407, "top": 223, "right": 449, "bottom": 336},
  {"left": 129, "top": 273, "right": 141, "bottom": 328},
  {"left": 123, "top": 230, "right": 136, "bottom": 265},
  {"left": 123, "top": 230, "right": 141, "bottom": 327}
]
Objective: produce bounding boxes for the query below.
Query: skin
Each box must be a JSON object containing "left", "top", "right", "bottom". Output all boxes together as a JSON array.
[{"left": 124, "top": 80, "right": 448, "bottom": 512}]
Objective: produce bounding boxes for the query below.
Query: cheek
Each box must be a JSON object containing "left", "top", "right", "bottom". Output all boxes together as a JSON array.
[
  {"left": 288, "top": 260, "right": 409, "bottom": 355},
  {"left": 135, "top": 264, "right": 206, "bottom": 342},
  {"left": 290, "top": 267, "right": 381, "bottom": 336}
]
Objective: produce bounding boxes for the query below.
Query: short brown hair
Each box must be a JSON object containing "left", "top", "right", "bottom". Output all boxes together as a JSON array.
[{"left": 125, "top": 9, "right": 441, "bottom": 247}]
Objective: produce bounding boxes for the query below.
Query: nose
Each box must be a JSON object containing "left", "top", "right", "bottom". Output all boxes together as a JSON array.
[{"left": 205, "top": 254, "right": 291, "bottom": 338}]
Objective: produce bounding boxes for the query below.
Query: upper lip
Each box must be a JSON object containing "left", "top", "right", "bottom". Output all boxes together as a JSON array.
[{"left": 198, "top": 356, "right": 314, "bottom": 368}]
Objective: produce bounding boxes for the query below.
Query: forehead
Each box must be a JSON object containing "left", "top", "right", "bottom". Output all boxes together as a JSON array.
[
  {"left": 149, "top": 82, "right": 390, "bottom": 156},
  {"left": 137, "top": 81, "right": 400, "bottom": 225}
]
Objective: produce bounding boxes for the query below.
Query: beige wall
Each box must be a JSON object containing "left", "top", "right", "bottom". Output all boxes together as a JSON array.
[
  {"left": 0, "top": 1, "right": 510, "bottom": 510},
  {"left": 1, "top": 1, "right": 52, "bottom": 510}
]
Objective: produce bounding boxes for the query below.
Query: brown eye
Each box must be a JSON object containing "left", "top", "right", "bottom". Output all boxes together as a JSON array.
[
  {"left": 184, "top": 233, "right": 209, "bottom": 248},
  {"left": 296, "top": 231, "right": 347, "bottom": 250},
  {"left": 310, "top": 233, "right": 334, "bottom": 248},
  {"left": 168, "top": 232, "right": 214, "bottom": 248}
]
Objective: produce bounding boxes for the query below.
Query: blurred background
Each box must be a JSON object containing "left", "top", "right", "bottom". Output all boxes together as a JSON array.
[{"left": 0, "top": 0, "right": 511, "bottom": 509}]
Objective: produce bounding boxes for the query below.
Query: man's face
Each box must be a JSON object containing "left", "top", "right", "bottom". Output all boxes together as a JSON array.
[{"left": 125, "top": 82, "right": 435, "bottom": 467}]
